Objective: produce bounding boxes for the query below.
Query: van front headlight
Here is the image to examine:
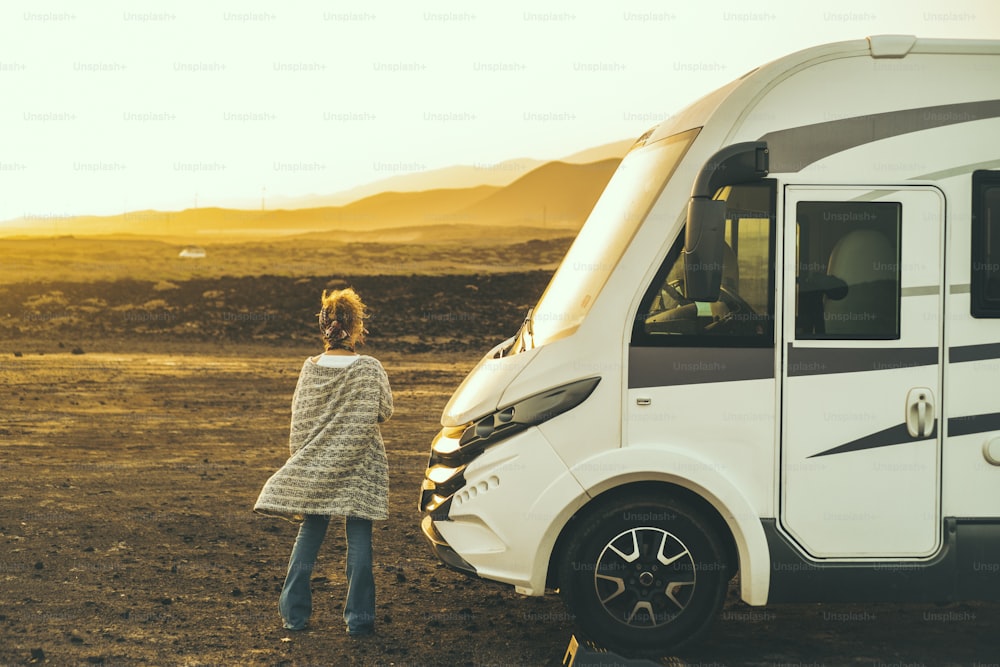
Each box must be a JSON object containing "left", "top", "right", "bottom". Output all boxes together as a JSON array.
[{"left": 440, "top": 376, "right": 601, "bottom": 464}]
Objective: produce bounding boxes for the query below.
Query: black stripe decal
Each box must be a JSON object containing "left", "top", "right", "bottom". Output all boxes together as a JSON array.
[
  {"left": 949, "top": 342, "right": 1000, "bottom": 364},
  {"left": 949, "top": 412, "right": 1000, "bottom": 438},
  {"left": 787, "top": 344, "right": 938, "bottom": 377},
  {"left": 628, "top": 346, "right": 773, "bottom": 388},
  {"left": 808, "top": 414, "right": 1000, "bottom": 458},
  {"left": 808, "top": 422, "right": 936, "bottom": 458},
  {"left": 760, "top": 99, "right": 1000, "bottom": 173}
]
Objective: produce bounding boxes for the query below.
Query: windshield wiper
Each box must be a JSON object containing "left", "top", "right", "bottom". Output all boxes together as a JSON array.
[{"left": 517, "top": 307, "right": 535, "bottom": 353}]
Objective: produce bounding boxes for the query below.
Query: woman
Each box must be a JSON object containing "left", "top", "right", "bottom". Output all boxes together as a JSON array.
[{"left": 254, "top": 287, "right": 393, "bottom": 636}]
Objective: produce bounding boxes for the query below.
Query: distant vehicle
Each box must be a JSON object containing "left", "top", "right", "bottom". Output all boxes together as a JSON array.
[
  {"left": 178, "top": 245, "right": 206, "bottom": 258},
  {"left": 419, "top": 35, "right": 1000, "bottom": 656}
]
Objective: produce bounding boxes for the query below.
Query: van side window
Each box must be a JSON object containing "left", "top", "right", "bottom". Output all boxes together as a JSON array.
[
  {"left": 972, "top": 170, "right": 1000, "bottom": 318},
  {"left": 633, "top": 181, "right": 775, "bottom": 347},
  {"left": 795, "top": 201, "right": 901, "bottom": 339}
]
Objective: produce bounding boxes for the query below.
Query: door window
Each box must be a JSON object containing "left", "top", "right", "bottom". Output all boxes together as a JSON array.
[
  {"left": 795, "top": 201, "right": 901, "bottom": 340},
  {"left": 633, "top": 181, "right": 775, "bottom": 347},
  {"left": 972, "top": 170, "right": 1000, "bottom": 317}
]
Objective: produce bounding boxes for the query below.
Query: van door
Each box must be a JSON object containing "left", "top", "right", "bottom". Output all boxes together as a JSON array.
[{"left": 780, "top": 186, "right": 945, "bottom": 558}]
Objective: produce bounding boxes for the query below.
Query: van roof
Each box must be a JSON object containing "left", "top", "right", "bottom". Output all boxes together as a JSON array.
[
  {"left": 642, "top": 35, "right": 1000, "bottom": 150},
  {"left": 866, "top": 34, "right": 1000, "bottom": 57}
]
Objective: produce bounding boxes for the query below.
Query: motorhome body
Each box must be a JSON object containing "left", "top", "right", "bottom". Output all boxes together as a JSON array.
[{"left": 420, "top": 35, "right": 1000, "bottom": 655}]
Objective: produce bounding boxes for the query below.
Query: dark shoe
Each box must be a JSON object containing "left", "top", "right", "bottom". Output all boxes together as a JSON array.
[{"left": 347, "top": 626, "right": 374, "bottom": 637}]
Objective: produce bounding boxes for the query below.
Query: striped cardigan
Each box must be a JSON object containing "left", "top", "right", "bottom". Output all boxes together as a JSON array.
[{"left": 254, "top": 355, "right": 393, "bottom": 521}]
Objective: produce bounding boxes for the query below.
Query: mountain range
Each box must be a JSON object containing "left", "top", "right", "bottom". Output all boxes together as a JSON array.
[{"left": 1, "top": 138, "right": 633, "bottom": 241}]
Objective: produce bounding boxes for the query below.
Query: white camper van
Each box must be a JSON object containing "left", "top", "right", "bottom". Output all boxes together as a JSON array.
[{"left": 419, "top": 35, "right": 1000, "bottom": 655}]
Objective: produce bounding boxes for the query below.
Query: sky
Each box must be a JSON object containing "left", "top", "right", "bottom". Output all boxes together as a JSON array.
[{"left": 1, "top": 0, "right": 998, "bottom": 223}]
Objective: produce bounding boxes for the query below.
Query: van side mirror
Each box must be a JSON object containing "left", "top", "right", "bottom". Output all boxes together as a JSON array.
[
  {"left": 683, "top": 198, "right": 728, "bottom": 301},
  {"left": 683, "top": 142, "right": 769, "bottom": 301}
]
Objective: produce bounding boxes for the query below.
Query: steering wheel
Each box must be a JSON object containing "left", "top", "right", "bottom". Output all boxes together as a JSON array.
[
  {"left": 704, "top": 286, "right": 758, "bottom": 334},
  {"left": 646, "top": 279, "right": 760, "bottom": 336}
]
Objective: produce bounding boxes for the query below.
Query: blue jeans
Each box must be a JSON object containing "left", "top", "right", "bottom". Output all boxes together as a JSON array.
[{"left": 278, "top": 515, "right": 375, "bottom": 634}]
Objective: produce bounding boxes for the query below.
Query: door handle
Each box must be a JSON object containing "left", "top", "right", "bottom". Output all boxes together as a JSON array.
[{"left": 905, "top": 387, "right": 935, "bottom": 438}]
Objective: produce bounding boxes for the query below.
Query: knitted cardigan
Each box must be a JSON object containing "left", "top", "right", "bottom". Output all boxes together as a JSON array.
[{"left": 254, "top": 355, "right": 393, "bottom": 521}]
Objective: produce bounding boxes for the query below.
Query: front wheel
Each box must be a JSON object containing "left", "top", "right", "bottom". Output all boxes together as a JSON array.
[{"left": 557, "top": 494, "right": 730, "bottom": 657}]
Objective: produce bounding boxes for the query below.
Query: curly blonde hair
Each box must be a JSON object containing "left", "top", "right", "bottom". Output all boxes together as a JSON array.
[{"left": 318, "top": 287, "right": 368, "bottom": 350}]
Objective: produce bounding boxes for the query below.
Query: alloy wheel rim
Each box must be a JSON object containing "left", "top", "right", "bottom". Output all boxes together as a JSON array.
[{"left": 593, "top": 526, "right": 697, "bottom": 628}]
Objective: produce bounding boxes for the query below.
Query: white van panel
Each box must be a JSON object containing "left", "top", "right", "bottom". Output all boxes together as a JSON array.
[{"left": 438, "top": 426, "right": 588, "bottom": 595}]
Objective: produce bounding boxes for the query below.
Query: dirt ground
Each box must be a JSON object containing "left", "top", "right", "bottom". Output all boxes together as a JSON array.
[{"left": 1, "top": 274, "right": 998, "bottom": 666}]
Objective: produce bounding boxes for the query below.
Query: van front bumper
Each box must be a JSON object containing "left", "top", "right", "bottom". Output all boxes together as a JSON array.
[
  {"left": 419, "top": 513, "right": 477, "bottom": 577},
  {"left": 418, "top": 425, "right": 589, "bottom": 595}
]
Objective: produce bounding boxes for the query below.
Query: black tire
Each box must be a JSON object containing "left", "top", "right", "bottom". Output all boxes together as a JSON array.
[{"left": 557, "top": 494, "right": 730, "bottom": 657}]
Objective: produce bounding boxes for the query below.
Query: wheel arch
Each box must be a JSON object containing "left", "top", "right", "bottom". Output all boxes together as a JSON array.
[{"left": 547, "top": 470, "right": 770, "bottom": 606}]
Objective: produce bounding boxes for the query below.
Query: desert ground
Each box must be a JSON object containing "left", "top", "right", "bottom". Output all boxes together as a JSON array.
[{"left": 1, "top": 264, "right": 999, "bottom": 666}]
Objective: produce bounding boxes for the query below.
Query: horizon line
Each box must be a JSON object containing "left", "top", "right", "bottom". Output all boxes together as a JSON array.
[{"left": 0, "top": 139, "right": 633, "bottom": 227}]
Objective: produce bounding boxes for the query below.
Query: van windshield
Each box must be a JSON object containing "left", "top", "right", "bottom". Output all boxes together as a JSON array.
[{"left": 528, "top": 127, "right": 700, "bottom": 347}]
